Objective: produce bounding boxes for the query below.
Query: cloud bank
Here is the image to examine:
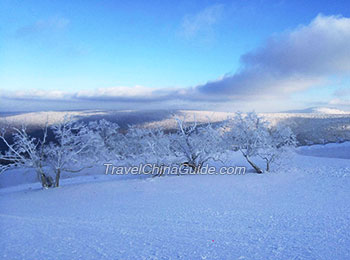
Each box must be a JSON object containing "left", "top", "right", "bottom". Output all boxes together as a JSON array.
[
  {"left": 197, "top": 14, "right": 350, "bottom": 98},
  {"left": 2, "top": 14, "right": 350, "bottom": 110}
]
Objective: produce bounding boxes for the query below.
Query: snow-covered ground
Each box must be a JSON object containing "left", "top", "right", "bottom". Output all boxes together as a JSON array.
[
  {"left": 1, "top": 108, "right": 350, "bottom": 129},
  {"left": 0, "top": 143, "right": 350, "bottom": 259},
  {"left": 297, "top": 141, "right": 350, "bottom": 159}
]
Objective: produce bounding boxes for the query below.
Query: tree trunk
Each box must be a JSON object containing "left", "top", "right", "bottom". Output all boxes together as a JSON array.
[
  {"left": 153, "top": 165, "right": 164, "bottom": 177},
  {"left": 39, "top": 173, "right": 53, "bottom": 188},
  {"left": 195, "top": 163, "right": 202, "bottom": 173},
  {"left": 266, "top": 161, "right": 270, "bottom": 172},
  {"left": 40, "top": 173, "right": 48, "bottom": 188},
  {"left": 244, "top": 155, "right": 263, "bottom": 174},
  {"left": 55, "top": 168, "right": 61, "bottom": 187},
  {"left": 183, "top": 161, "right": 201, "bottom": 173}
]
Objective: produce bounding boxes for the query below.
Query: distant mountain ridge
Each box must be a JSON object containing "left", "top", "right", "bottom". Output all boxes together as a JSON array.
[
  {"left": 283, "top": 107, "right": 350, "bottom": 114},
  {"left": 0, "top": 109, "right": 350, "bottom": 150}
]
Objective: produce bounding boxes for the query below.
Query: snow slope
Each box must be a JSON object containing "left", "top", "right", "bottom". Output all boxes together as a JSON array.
[
  {"left": 0, "top": 147, "right": 350, "bottom": 259},
  {"left": 297, "top": 141, "right": 350, "bottom": 159}
]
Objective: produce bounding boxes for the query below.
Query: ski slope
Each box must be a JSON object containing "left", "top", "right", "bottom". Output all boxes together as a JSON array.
[{"left": 0, "top": 144, "right": 350, "bottom": 259}]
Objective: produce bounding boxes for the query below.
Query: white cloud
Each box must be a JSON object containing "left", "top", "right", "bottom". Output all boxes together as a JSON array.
[
  {"left": 16, "top": 16, "right": 70, "bottom": 37},
  {"left": 3, "top": 14, "right": 350, "bottom": 112},
  {"left": 76, "top": 86, "right": 155, "bottom": 99},
  {"left": 197, "top": 14, "right": 350, "bottom": 98},
  {"left": 0, "top": 89, "right": 68, "bottom": 100},
  {"left": 180, "top": 4, "right": 224, "bottom": 39},
  {"left": 329, "top": 98, "right": 350, "bottom": 106}
]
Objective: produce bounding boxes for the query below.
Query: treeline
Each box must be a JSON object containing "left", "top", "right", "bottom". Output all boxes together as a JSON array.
[{"left": 0, "top": 112, "right": 296, "bottom": 189}]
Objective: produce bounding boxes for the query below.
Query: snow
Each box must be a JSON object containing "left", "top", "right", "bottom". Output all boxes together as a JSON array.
[
  {"left": 297, "top": 141, "right": 350, "bottom": 159},
  {"left": 2, "top": 110, "right": 349, "bottom": 147},
  {"left": 0, "top": 145, "right": 350, "bottom": 259},
  {"left": 2, "top": 109, "right": 349, "bottom": 130},
  {"left": 0, "top": 110, "right": 109, "bottom": 127},
  {"left": 283, "top": 106, "right": 350, "bottom": 114}
]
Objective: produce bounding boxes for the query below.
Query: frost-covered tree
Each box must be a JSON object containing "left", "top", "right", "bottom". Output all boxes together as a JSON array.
[
  {"left": 116, "top": 126, "right": 173, "bottom": 176},
  {"left": 118, "top": 125, "right": 149, "bottom": 162},
  {"left": 226, "top": 112, "right": 296, "bottom": 173},
  {"left": 257, "top": 124, "right": 297, "bottom": 172},
  {"left": 88, "top": 119, "right": 121, "bottom": 161},
  {"left": 225, "top": 112, "right": 266, "bottom": 173},
  {"left": 170, "top": 117, "right": 223, "bottom": 173},
  {"left": 0, "top": 124, "right": 54, "bottom": 188},
  {"left": 143, "top": 128, "right": 173, "bottom": 176},
  {"left": 45, "top": 118, "right": 98, "bottom": 187}
]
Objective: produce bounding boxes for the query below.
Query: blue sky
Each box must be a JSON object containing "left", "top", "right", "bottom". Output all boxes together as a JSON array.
[{"left": 1, "top": 0, "right": 350, "bottom": 112}]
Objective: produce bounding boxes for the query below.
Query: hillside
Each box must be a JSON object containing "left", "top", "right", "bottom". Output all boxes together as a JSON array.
[
  {"left": 1, "top": 109, "right": 350, "bottom": 146},
  {"left": 0, "top": 145, "right": 350, "bottom": 259}
]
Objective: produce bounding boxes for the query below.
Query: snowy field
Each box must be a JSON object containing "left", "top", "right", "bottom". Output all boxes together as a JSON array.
[{"left": 0, "top": 143, "right": 350, "bottom": 259}]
